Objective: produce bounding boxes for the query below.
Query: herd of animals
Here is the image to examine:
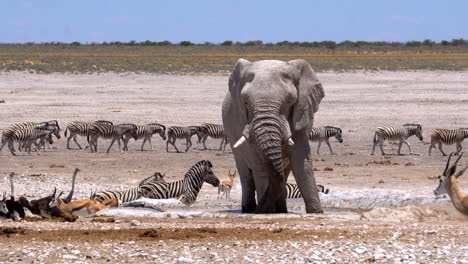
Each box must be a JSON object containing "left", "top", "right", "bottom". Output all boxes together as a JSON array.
[
  {"left": 0, "top": 159, "right": 330, "bottom": 221},
  {"left": 0, "top": 119, "right": 466, "bottom": 220},
  {"left": 0, "top": 120, "right": 467, "bottom": 156}
]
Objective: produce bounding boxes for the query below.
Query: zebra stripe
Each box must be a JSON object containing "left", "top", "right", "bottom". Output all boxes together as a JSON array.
[
  {"left": 92, "top": 172, "right": 166, "bottom": 203},
  {"left": 286, "top": 183, "right": 329, "bottom": 199},
  {"left": 309, "top": 126, "right": 343, "bottom": 155},
  {"left": 87, "top": 123, "right": 137, "bottom": 153},
  {"left": 196, "top": 123, "right": 229, "bottom": 151},
  {"left": 93, "top": 187, "right": 141, "bottom": 203},
  {"left": 166, "top": 126, "right": 199, "bottom": 152},
  {"left": 122, "top": 123, "right": 166, "bottom": 151},
  {"left": 0, "top": 126, "right": 59, "bottom": 155},
  {"left": 65, "top": 120, "right": 113, "bottom": 149},
  {"left": 139, "top": 160, "right": 220, "bottom": 205},
  {"left": 429, "top": 128, "right": 468, "bottom": 156},
  {"left": 371, "top": 123, "right": 423, "bottom": 155}
]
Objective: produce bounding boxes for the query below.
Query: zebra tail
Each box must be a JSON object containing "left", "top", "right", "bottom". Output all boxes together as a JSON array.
[
  {"left": 64, "top": 127, "right": 68, "bottom": 137},
  {"left": 373, "top": 132, "right": 377, "bottom": 144}
]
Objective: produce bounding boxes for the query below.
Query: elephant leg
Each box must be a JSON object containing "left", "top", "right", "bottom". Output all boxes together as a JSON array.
[
  {"left": 253, "top": 168, "right": 285, "bottom": 213},
  {"left": 290, "top": 130, "right": 323, "bottom": 213},
  {"left": 234, "top": 157, "right": 256, "bottom": 213}
]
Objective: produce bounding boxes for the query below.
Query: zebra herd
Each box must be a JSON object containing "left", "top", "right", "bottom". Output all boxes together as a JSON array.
[
  {"left": 0, "top": 120, "right": 229, "bottom": 155},
  {"left": 310, "top": 124, "right": 467, "bottom": 157},
  {"left": 1, "top": 121, "right": 466, "bottom": 156}
]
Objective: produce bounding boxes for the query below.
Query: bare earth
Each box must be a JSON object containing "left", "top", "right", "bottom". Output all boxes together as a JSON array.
[{"left": 0, "top": 71, "right": 467, "bottom": 263}]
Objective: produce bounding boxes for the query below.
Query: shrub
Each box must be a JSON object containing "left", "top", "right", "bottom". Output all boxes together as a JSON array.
[{"left": 221, "top": 40, "right": 233, "bottom": 46}]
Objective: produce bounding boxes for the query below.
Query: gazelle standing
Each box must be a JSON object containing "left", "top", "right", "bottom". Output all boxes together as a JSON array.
[{"left": 218, "top": 169, "right": 236, "bottom": 200}]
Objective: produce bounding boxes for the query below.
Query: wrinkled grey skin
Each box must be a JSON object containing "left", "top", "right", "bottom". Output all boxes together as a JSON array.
[{"left": 222, "top": 59, "right": 325, "bottom": 213}]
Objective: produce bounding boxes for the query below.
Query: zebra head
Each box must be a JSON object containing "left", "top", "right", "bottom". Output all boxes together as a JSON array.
[
  {"left": 118, "top": 124, "right": 139, "bottom": 140},
  {"left": 404, "top": 124, "right": 423, "bottom": 141},
  {"left": 46, "top": 126, "right": 61, "bottom": 140},
  {"left": 434, "top": 152, "right": 467, "bottom": 196},
  {"left": 0, "top": 192, "right": 8, "bottom": 214},
  {"left": 202, "top": 160, "right": 220, "bottom": 187},
  {"left": 327, "top": 126, "right": 343, "bottom": 143}
]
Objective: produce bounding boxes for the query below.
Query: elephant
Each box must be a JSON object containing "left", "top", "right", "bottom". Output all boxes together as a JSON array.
[{"left": 222, "top": 59, "right": 325, "bottom": 214}]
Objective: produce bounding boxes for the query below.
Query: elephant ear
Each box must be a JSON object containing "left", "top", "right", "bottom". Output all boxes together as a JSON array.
[
  {"left": 288, "top": 59, "right": 325, "bottom": 131},
  {"left": 229, "top": 58, "right": 251, "bottom": 93}
]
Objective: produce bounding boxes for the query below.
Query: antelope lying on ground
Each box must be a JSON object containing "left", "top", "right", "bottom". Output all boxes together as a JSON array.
[
  {"left": 434, "top": 152, "right": 468, "bottom": 216},
  {"left": 51, "top": 193, "right": 119, "bottom": 218}
]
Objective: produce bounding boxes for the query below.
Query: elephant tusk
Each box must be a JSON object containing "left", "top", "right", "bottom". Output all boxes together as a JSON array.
[
  {"left": 233, "top": 136, "right": 246, "bottom": 148},
  {"left": 288, "top": 138, "right": 295, "bottom": 146}
]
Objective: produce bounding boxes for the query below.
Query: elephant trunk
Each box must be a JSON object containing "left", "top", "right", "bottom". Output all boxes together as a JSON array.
[{"left": 251, "top": 108, "right": 284, "bottom": 177}]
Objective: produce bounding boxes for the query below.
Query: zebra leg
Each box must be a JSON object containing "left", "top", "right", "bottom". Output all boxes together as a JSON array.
[
  {"left": 428, "top": 144, "right": 434, "bottom": 156},
  {"left": 202, "top": 137, "right": 208, "bottom": 150},
  {"left": 218, "top": 138, "right": 224, "bottom": 151},
  {"left": 325, "top": 139, "right": 334, "bottom": 155},
  {"left": 378, "top": 139, "right": 386, "bottom": 155},
  {"left": 438, "top": 143, "right": 447, "bottom": 156},
  {"left": 316, "top": 141, "right": 322, "bottom": 155},
  {"left": 73, "top": 135, "right": 83, "bottom": 149},
  {"left": 148, "top": 138, "right": 153, "bottom": 151},
  {"left": 172, "top": 139, "right": 180, "bottom": 153},
  {"left": 117, "top": 138, "right": 122, "bottom": 151},
  {"left": 455, "top": 143, "right": 462, "bottom": 155},
  {"left": 185, "top": 137, "right": 192, "bottom": 152},
  {"left": 401, "top": 139, "right": 412, "bottom": 155},
  {"left": 107, "top": 139, "right": 117, "bottom": 153},
  {"left": 140, "top": 138, "right": 147, "bottom": 151},
  {"left": 122, "top": 136, "right": 129, "bottom": 151},
  {"left": 8, "top": 140, "right": 16, "bottom": 156}
]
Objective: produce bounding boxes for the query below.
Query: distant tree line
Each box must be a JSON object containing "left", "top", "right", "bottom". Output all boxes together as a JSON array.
[{"left": 6, "top": 39, "right": 468, "bottom": 48}]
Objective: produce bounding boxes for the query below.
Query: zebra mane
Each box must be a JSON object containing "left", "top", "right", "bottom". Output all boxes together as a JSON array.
[{"left": 403, "top": 123, "right": 421, "bottom": 128}]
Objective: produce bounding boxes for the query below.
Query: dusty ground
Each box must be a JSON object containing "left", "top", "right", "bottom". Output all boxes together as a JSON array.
[{"left": 0, "top": 70, "right": 467, "bottom": 263}]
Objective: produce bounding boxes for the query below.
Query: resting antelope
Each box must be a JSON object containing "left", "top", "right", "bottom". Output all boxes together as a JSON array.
[
  {"left": 51, "top": 193, "right": 119, "bottom": 218},
  {"left": 434, "top": 152, "right": 468, "bottom": 216},
  {"left": 218, "top": 169, "right": 236, "bottom": 200}
]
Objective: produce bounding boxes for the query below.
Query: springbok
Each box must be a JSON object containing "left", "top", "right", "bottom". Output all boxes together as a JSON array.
[
  {"left": 50, "top": 192, "right": 118, "bottom": 218},
  {"left": 218, "top": 169, "right": 236, "bottom": 200},
  {"left": 434, "top": 152, "right": 468, "bottom": 216}
]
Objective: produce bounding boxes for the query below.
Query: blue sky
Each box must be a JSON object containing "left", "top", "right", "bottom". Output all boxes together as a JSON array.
[{"left": 1, "top": 0, "right": 467, "bottom": 43}]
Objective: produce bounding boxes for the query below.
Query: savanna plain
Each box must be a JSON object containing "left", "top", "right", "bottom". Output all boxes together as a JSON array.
[{"left": 0, "top": 65, "right": 467, "bottom": 262}]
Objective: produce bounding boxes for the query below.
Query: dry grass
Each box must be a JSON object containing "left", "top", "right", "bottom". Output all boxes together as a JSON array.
[{"left": 1, "top": 45, "right": 468, "bottom": 73}]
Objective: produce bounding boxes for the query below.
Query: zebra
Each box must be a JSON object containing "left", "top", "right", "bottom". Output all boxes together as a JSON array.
[
  {"left": 286, "top": 183, "right": 330, "bottom": 199},
  {"left": 3, "top": 121, "right": 60, "bottom": 151},
  {"left": 0, "top": 126, "right": 60, "bottom": 155},
  {"left": 139, "top": 160, "right": 220, "bottom": 205},
  {"left": 195, "top": 123, "right": 229, "bottom": 151},
  {"left": 309, "top": 126, "right": 343, "bottom": 155},
  {"left": 429, "top": 128, "right": 468, "bottom": 156},
  {"left": 371, "top": 124, "right": 423, "bottom": 155},
  {"left": 65, "top": 120, "right": 113, "bottom": 149},
  {"left": 166, "top": 126, "right": 200, "bottom": 152},
  {"left": 87, "top": 123, "right": 138, "bottom": 153},
  {"left": 91, "top": 172, "right": 166, "bottom": 203},
  {"left": 122, "top": 123, "right": 166, "bottom": 151}
]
